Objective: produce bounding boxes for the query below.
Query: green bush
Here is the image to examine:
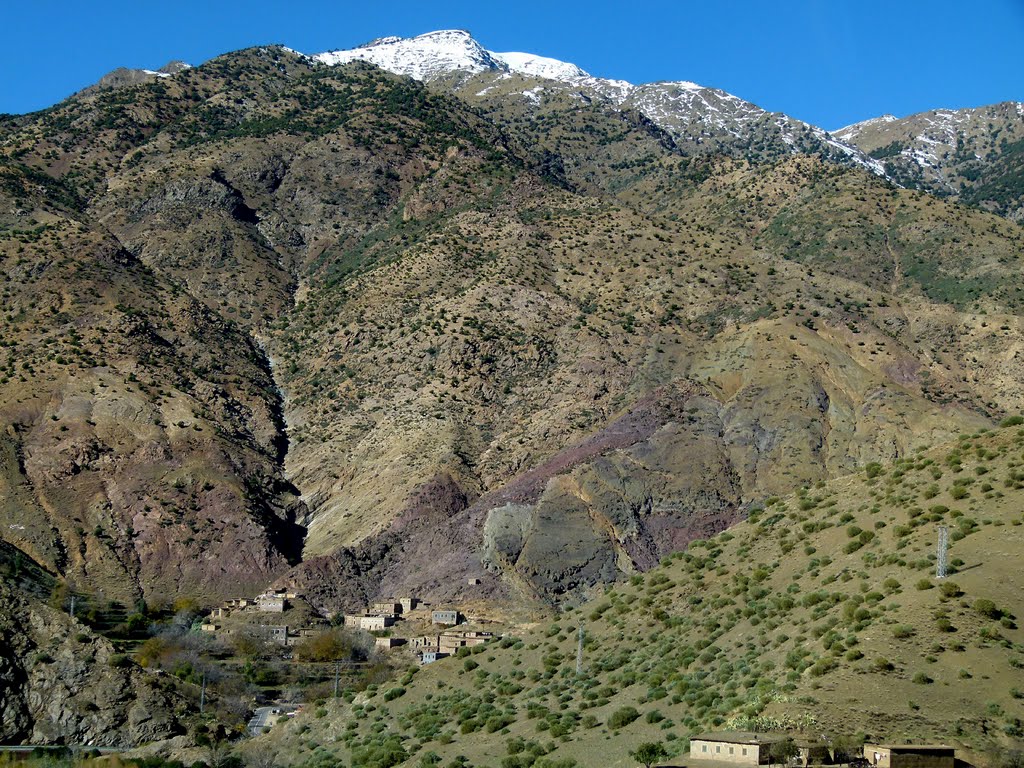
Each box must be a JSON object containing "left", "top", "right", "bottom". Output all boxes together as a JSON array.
[
  {"left": 939, "top": 582, "right": 962, "bottom": 599},
  {"left": 607, "top": 706, "right": 640, "bottom": 729},
  {"left": 975, "top": 599, "right": 1002, "bottom": 619}
]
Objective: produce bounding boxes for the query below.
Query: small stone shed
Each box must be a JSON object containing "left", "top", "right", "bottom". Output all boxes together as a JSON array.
[{"left": 863, "top": 745, "right": 955, "bottom": 768}]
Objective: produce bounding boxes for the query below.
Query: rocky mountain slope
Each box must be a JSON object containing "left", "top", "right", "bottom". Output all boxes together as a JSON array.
[
  {"left": 247, "top": 421, "right": 1024, "bottom": 768},
  {"left": 0, "top": 116, "right": 305, "bottom": 606},
  {"left": 837, "top": 102, "right": 1024, "bottom": 221},
  {"left": 0, "top": 579, "right": 187, "bottom": 746},
  {"left": 0, "top": 39, "right": 1022, "bottom": 620}
]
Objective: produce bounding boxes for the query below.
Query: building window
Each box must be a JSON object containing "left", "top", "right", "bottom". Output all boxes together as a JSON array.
[
  {"left": 717, "top": 746, "right": 721, "bottom": 754},
  {"left": 730, "top": 748, "right": 735, "bottom": 755},
  {"left": 703, "top": 746, "right": 708, "bottom": 753},
  {"left": 743, "top": 749, "right": 748, "bottom": 756}
]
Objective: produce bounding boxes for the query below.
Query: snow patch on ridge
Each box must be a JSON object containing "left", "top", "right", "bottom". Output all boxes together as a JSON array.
[{"left": 492, "top": 51, "right": 588, "bottom": 81}]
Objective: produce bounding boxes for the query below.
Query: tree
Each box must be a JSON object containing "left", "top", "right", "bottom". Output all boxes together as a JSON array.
[
  {"left": 294, "top": 628, "right": 353, "bottom": 662},
  {"left": 769, "top": 739, "right": 800, "bottom": 768},
  {"left": 630, "top": 741, "right": 668, "bottom": 768},
  {"left": 830, "top": 734, "right": 864, "bottom": 764}
]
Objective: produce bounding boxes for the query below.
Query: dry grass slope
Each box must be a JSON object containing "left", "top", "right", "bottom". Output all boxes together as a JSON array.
[{"left": 252, "top": 420, "right": 1024, "bottom": 768}]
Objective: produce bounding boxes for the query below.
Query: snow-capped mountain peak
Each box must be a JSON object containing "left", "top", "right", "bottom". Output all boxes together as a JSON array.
[
  {"left": 305, "top": 30, "right": 882, "bottom": 178},
  {"left": 311, "top": 30, "right": 605, "bottom": 87},
  {"left": 313, "top": 29, "right": 503, "bottom": 81}
]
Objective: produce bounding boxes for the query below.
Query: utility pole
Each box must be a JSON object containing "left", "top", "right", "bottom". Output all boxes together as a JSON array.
[
  {"left": 575, "top": 624, "right": 584, "bottom": 676},
  {"left": 936, "top": 525, "right": 949, "bottom": 579},
  {"left": 200, "top": 670, "right": 206, "bottom": 715},
  {"left": 69, "top": 595, "right": 76, "bottom": 620}
]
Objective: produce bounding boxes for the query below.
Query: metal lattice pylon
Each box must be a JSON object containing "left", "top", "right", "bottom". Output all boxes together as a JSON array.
[
  {"left": 576, "top": 624, "right": 584, "bottom": 676},
  {"left": 936, "top": 525, "right": 949, "bottom": 579}
]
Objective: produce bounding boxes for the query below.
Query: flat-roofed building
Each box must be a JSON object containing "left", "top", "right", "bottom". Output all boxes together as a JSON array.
[
  {"left": 256, "top": 593, "right": 287, "bottom": 612},
  {"left": 369, "top": 601, "right": 401, "bottom": 617},
  {"left": 864, "top": 745, "right": 955, "bottom": 768},
  {"left": 690, "top": 732, "right": 793, "bottom": 765},
  {"left": 399, "top": 597, "right": 418, "bottom": 613},
  {"left": 439, "top": 631, "right": 493, "bottom": 653},
  {"left": 409, "top": 635, "right": 439, "bottom": 649},
  {"left": 358, "top": 615, "right": 394, "bottom": 631},
  {"left": 431, "top": 609, "right": 460, "bottom": 626}
]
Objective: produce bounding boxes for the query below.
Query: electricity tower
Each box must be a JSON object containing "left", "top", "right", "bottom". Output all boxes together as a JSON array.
[
  {"left": 936, "top": 525, "right": 949, "bottom": 579},
  {"left": 575, "top": 624, "right": 584, "bottom": 676}
]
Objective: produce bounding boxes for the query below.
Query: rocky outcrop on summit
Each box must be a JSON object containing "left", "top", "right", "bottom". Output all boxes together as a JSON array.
[{"left": 74, "top": 61, "right": 190, "bottom": 99}]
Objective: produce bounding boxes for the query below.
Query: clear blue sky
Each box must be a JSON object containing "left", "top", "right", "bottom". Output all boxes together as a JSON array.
[{"left": 2, "top": 0, "right": 1022, "bottom": 129}]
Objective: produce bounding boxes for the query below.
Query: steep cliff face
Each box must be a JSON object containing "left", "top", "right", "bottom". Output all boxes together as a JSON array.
[{"left": 0, "top": 582, "right": 186, "bottom": 746}]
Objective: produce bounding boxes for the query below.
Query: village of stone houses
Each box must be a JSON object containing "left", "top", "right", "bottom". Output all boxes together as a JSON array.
[
  {"left": 188, "top": 584, "right": 977, "bottom": 768},
  {"left": 200, "top": 585, "right": 494, "bottom": 666}
]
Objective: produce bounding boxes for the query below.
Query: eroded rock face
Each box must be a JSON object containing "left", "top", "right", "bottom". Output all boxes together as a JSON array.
[{"left": 0, "top": 583, "right": 186, "bottom": 747}]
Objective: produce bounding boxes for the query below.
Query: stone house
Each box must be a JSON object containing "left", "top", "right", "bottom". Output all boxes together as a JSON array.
[
  {"left": 690, "top": 732, "right": 793, "bottom": 765},
  {"left": 409, "top": 635, "right": 439, "bottom": 649},
  {"left": 439, "top": 631, "right": 493, "bottom": 653},
  {"left": 399, "top": 597, "right": 419, "bottom": 613},
  {"left": 864, "top": 745, "right": 955, "bottom": 768},
  {"left": 257, "top": 593, "right": 287, "bottom": 612},
  {"left": 374, "top": 637, "right": 406, "bottom": 650},
  {"left": 264, "top": 625, "right": 289, "bottom": 646},
  {"left": 369, "top": 601, "right": 401, "bottom": 617},
  {"left": 358, "top": 615, "right": 394, "bottom": 631}
]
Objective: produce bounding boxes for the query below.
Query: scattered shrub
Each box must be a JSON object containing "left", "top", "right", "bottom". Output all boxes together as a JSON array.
[{"left": 608, "top": 706, "right": 640, "bottom": 729}]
